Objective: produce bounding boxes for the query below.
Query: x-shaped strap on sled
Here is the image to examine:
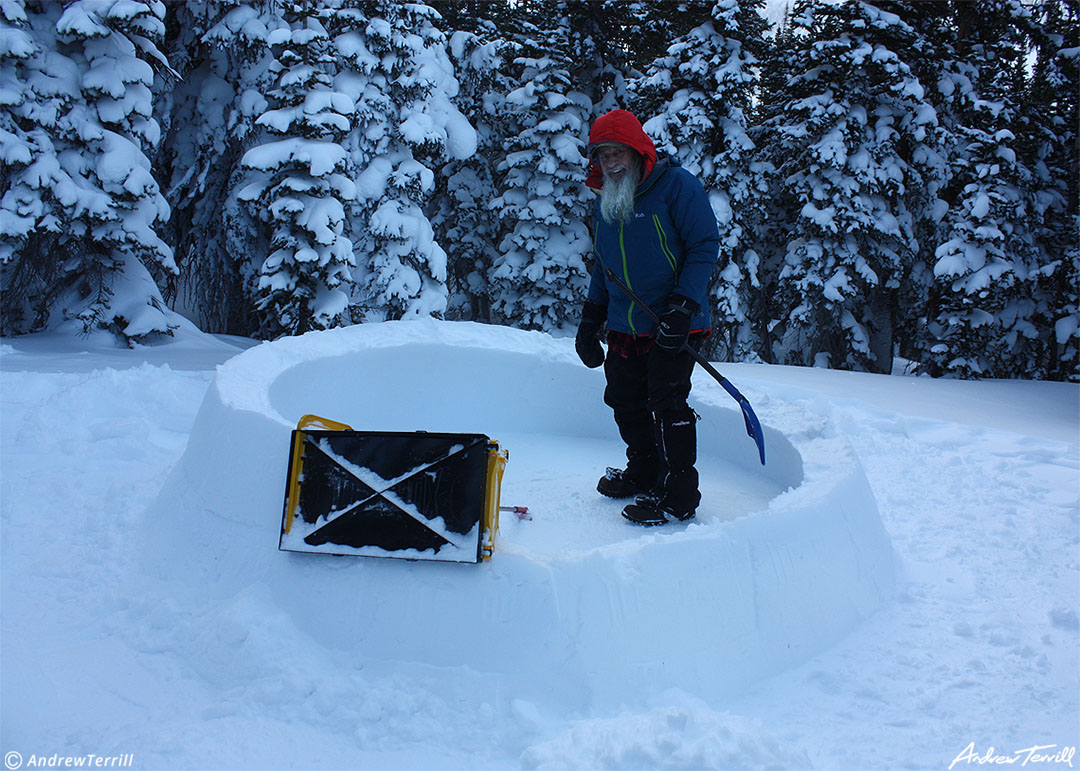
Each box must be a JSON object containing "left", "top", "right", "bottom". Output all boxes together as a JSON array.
[{"left": 282, "top": 429, "right": 492, "bottom": 560}]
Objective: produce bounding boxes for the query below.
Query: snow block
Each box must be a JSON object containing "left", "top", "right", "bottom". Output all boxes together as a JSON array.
[{"left": 142, "top": 319, "right": 895, "bottom": 707}]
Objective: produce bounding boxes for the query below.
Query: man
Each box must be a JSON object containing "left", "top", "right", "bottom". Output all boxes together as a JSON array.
[{"left": 575, "top": 109, "right": 720, "bottom": 526}]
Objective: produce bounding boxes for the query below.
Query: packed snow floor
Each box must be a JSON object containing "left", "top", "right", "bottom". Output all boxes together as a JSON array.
[{"left": 1, "top": 321, "right": 1077, "bottom": 771}]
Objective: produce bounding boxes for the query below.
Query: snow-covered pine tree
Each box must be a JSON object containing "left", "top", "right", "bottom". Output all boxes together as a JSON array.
[
  {"left": 634, "top": 1, "right": 724, "bottom": 178},
  {"left": 236, "top": 1, "right": 357, "bottom": 338},
  {"left": 0, "top": 0, "right": 178, "bottom": 344},
  {"left": 922, "top": 0, "right": 1049, "bottom": 378},
  {"left": 427, "top": 3, "right": 510, "bottom": 322},
  {"left": 0, "top": 0, "right": 53, "bottom": 334},
  {"left": 758, "top": 0, "right": 938, "bottom": 372},
  {"left": 158, "top": 1, "right": 282, "bottom": 336},
  {"left": 1025, "top": 0, "right": 1078, "bottom": 380},
  {"left": 565, "top": 0, "right": 639, "bottom": 113},
  {"left": 633, "top": 0, "right": 769, "bottom": 362},
  {"left": 870, "top": 2, "right": 955, "bottom": 371},
  {"left": 616, "top": 0, "right": 718, "bottom": 74},
  {"left": 488, "top": 4, "right": 592, "bottom": 332},
  {"left": 746, "top": 5, "right": 798, "bottom": 365},
  {"left": 757, "top": 1, "right": 796, "bottom": 103},
  {"left": 340, "top": 0, "right": 475, "bottom": 323}
]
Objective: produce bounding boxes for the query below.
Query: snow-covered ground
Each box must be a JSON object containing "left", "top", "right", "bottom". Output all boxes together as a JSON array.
[{"left": 1, "top": 320, "right": 1077, "bottom": 771}]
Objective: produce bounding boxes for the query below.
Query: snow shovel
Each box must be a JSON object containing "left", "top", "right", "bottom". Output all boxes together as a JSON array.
[
  {"left": 601, "top": 266, "right": 767, "bottom": 466},
  {"left": 279, "top": 415, "right": 509, "bottom": 562}
]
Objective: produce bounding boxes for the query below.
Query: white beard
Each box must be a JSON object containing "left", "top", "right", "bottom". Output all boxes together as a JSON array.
[{"left": 599, "top": 165, "right": 640, "bottom": 225}]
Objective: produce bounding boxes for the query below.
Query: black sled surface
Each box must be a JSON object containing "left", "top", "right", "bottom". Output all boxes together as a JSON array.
[{"left": 279, "top": 416, "right": 506, "bottom": 563}]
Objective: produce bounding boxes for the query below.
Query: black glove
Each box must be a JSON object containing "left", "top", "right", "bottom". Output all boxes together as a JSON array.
[
  {"left": 654, "top": 295, "right": 698, "bottom": 353},
  {"left": 575, "top": 300, "right": 607, "bottom": 368}
]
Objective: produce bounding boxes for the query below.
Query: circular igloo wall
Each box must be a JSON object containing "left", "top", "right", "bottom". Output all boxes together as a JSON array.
[{"left": 144, "top": 319, "right": 894, "bottom": 709}]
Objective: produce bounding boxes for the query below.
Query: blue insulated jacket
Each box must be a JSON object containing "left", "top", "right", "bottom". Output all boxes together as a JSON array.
[{"left": 586, "top": 154, "right": 721, "bottom": 336}]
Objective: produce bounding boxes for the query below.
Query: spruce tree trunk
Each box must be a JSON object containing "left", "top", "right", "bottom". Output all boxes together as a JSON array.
[{"left": 868, "top": 289, "right": 896, "bottom": 375}]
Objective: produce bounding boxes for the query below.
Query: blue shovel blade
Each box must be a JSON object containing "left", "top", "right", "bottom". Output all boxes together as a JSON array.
[{"left": 719, "top": 379, "right": 766, "bottom": 466}]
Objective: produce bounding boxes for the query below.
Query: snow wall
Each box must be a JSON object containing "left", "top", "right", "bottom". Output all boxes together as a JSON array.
[{"left": 143, "top": 320, "right": 894, "bottom": 710}]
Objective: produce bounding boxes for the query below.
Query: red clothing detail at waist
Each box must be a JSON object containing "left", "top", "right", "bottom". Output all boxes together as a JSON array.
[{"left": 606, "top": 329, "right": 711, "bottom": 358}]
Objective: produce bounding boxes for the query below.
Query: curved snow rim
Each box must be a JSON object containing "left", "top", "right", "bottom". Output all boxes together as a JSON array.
[{"left": 149, "top": 319, "right": 895, "bottom": 703}]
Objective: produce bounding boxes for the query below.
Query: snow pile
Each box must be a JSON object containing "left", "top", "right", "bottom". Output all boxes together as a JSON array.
[
  {"left": 142, "top": 319, "right": 894, "bottom": 708},
  {"left": 519, "top": 695, "right": 813, "bottom": 770}
]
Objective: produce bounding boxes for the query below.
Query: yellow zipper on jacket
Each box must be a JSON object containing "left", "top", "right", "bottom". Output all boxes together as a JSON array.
[
  {"left": 619, "top": 221, "right": 638, "bottom": 334},
  {"left": 653, "top": 214, "right": 678, "bottom": 273}
]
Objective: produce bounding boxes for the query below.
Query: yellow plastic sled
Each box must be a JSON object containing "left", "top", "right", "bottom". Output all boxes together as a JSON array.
[{"left": 279, "top": 415, "right": 508, "bottom": 563}]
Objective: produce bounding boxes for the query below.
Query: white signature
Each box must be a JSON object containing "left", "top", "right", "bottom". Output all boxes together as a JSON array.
[{"left": 949, "top": 743, "right": 1076, "bottom": 770}]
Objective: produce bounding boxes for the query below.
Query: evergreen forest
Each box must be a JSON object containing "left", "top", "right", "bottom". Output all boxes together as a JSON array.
[{"left": 2, "top": 0, "right": 1077, "bottom": 380}]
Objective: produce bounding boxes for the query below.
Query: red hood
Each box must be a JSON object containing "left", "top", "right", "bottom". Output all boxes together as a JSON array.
[{"left": 585, "top": 109, "right": 657, "bottom": 190}]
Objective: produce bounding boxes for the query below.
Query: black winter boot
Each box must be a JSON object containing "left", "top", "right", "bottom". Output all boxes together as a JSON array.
[
  {"left": 597, "top": 464, "right": 653, "bottom": 498},
  {"left": 598, "top": 407, "right": 659, "bottom": 498},
  {"left": 622, "top": 408, "right": 700, "bottom": 525},
  {"left": 621, "top": 491, "right": 696, "bottom": 525}
]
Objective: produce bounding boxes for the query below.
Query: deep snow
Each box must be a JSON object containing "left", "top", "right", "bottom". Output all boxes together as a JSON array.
[{"left": 1, "top": 320, "right": 1077, "bottom": 771}]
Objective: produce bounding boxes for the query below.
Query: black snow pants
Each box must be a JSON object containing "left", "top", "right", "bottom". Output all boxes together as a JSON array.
[{"left": 603, "top": 338, "right": 700, "bottom": 513}]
